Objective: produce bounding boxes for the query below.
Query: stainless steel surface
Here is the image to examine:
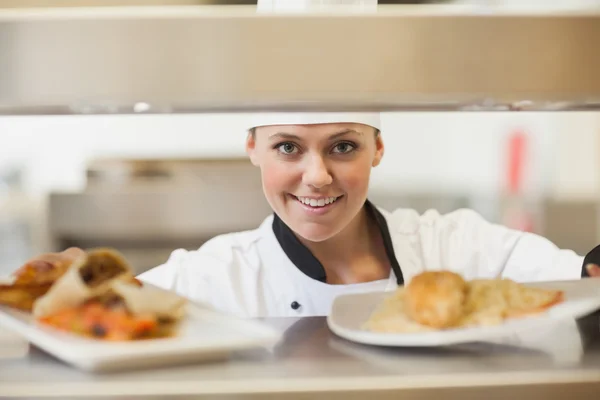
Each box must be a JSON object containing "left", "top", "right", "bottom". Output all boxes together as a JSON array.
[
  {"left": 1, "top": 6, "right": 600, "bottom": 115},
  {"left": 49, "top": 187, "right": 270, "bottom": 240},
  {"left": 0, "top": 0, "right": 256, "bottom": 6},
  {"left": 0, "top": 0, "right": 429, "bottom": 6},
  {"left": 49, "top": 159, "right": 271, "bottom": 241},
  {"left": 1, "top": 279, "right": 600, "bottom": 399}
]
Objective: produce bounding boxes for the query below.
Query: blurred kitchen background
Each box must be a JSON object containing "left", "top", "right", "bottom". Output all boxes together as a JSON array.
[
  {"left": 1, "top": 0, "right": 600, "bottom": 275},
  {"left": 1, "top": 111, "right": 600, "bottom": 275}
]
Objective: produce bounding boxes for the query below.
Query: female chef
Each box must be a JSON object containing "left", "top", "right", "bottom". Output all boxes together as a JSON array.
[{"left": 138, "top": 112, "right": 600, "bottom": 318}]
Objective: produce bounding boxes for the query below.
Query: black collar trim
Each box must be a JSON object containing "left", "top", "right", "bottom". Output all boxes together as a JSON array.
[{"left": 271, "top": 200, "right": 404, "bottom": 285}]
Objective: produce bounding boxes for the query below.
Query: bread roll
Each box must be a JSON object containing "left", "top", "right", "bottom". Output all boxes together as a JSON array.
[{"left": 404, "top": 271, "right": 467, "bottom": 329}]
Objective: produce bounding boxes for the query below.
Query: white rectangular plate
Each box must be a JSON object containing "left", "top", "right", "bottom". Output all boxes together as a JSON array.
[
  {"left": 0, "top": 303, "right": 281, "bottom": 372},
  {"left": 327, "top": 280, "right": 600, "bottom": 347}
]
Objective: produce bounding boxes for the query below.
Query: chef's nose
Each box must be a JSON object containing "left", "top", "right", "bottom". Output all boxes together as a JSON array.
[{"left": 302, "top": 155, "right": 333, "bottom": 188}]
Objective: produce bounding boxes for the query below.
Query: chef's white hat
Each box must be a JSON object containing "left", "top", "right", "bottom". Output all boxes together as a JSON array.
[{"left": 247, "top": 112, "right": 381, "bottom": 131}]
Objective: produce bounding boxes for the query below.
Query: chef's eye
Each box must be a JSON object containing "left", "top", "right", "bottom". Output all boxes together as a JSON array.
[
  {"left": 276, "top": 142, "right": 299, "bottom": 155},
  {"left": 332, "top": 142, "right": 356, "bottom": 154}
]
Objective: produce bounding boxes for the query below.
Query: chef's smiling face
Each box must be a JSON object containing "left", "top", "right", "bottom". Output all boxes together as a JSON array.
[{"left": 247, "top": 123, "right": 384, "bottom": 242}]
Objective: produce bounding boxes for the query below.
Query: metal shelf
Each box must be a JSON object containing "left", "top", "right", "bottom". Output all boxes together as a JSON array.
[{"left": 1, "top": 6, "right": 599, "bottom": 114}]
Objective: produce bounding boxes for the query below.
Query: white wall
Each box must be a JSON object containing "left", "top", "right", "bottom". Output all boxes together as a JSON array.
[
  {"left": 552, "top": 113, "right": 600, "bottom": 200},
  {"left": 0, "top": 111, "right": 599, "bottom": 200}
]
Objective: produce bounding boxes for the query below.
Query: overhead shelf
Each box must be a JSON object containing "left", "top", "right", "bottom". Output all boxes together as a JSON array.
[{"left": 1, "top": 5, "right": 599, "bottom": 114}]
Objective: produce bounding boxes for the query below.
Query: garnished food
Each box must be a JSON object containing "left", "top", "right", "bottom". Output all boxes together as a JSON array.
[
  {"left": 13, "top": 247, "right": 87, "bottom": 286},
  {"left": 38, "top": 283, "right": 185, "bottom": 341},
  {"left": 33, "top": 248, "right": 137, "bottom": 318},
  {"left": 0, "top": 283, "right": 54, "bottom": 312},
  {"left": 364, "top": 271, "right": 564, "bottom": 333},
  {"left": 38, "top": 299, "right": 160, "bottom": 341},
  {"left": 0, "top": 247, "right": 187, "bottom": 341},
  {"left": 0, "top": 247, "right": 86, "bottom": 311}
]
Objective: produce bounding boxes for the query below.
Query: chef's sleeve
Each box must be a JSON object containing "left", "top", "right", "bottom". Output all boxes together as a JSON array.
[
  {"left": 136, "top": 247, "right": 225, "bottom": 310},
  {"left": 419, "top": 209, "right": 585, "bottom": 282},
  {"left": 136, "top": 248, "right": 191, "bottom": 292},
  {"left": 136, "top": 236, "right": 256, "bottom": 317}
]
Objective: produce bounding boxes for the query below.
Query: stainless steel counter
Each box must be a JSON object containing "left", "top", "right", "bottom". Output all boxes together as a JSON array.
[{"left": 1, "top": 302, "right": 600, "bottom": 399}]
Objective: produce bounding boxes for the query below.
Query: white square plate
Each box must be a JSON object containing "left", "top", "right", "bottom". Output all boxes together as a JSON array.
[
  {"left": 327, "top": 280, "right": 600, "bottom": 347},
  {"left": 0, "top": 303, "right": 281, "bottom": 372}
]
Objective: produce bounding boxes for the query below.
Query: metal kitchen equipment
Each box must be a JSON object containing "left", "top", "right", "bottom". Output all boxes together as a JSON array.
[
  {"left": 1, "top": 3, "right": 599, "bottom": 115},
  {"left": 48, "top": 158, "right": 273, "bottom": 274}
]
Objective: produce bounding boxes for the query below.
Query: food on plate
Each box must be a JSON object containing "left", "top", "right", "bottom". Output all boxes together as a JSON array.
[
  {"left": 0, "top": 247, "right": 87, "bottom": 311},
  {"left": 460, "top": 278, "right": 564, "bottom": 327},
  {"left": 0, "top": 283, "right": 54, "bottom": 312},
  {"left": 13, "top": 247, "right": 87, "bottom": 286},
  {"left": 364, "top": 271, "right": 564, "bottom": 333},
  {"left": 109, "top": 280, "right": 186, "bottom": 321},
  {"left": 361, "top": 288, "right": 436, "bottom": 334},
  {"left": 0, "top": 247, "right": 187, "bottom": 341},
  {"left": 404, "top": 271, "right": 467, "bottom": 329},
  {"left": 33, "top": 248, "right": 138, "bottom": 318},
  {"left": 38, "top": 281, "right": 186, "bottom": 341}
]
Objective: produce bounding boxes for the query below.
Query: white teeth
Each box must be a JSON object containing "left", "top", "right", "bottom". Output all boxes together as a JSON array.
[{"left": 296, "top": 196, "right": 339, "bottom": 207}]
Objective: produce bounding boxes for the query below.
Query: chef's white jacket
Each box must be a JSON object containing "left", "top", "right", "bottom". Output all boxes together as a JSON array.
[{"left": 139, "top": 203, "right": 586, "bottom": 318}]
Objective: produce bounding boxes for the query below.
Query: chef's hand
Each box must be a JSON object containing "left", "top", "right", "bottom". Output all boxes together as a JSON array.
[{"left": 585, "top": 263, "right": 600, "bottom": 277}]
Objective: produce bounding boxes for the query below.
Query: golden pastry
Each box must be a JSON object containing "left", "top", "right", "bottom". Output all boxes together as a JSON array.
[{"left": 404, "top": 271, "right": 467, "bottom": 329}]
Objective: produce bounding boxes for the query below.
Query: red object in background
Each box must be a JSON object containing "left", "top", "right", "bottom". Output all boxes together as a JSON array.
[
  {"left": 503, "top": 130, "right": 534, "bottom": 232},
  {"left": 507, "top": 130, "right": 527, "bottom": 195}
]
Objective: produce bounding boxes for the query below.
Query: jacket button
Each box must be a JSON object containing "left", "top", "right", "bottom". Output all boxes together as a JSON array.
[{"left": 290, "top": 301, "right": 301, "bottom": 310}]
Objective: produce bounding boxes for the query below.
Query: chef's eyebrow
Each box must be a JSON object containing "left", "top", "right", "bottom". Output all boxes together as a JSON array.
[
  {"left": 268, "top": 129, "right": 362, "bottom": 141},
  {"left": 327, "top": 129, "right": 362, "bottom": 140},
  {"left": 268, "top": 132, "right": 302, "bottom": 141}
]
